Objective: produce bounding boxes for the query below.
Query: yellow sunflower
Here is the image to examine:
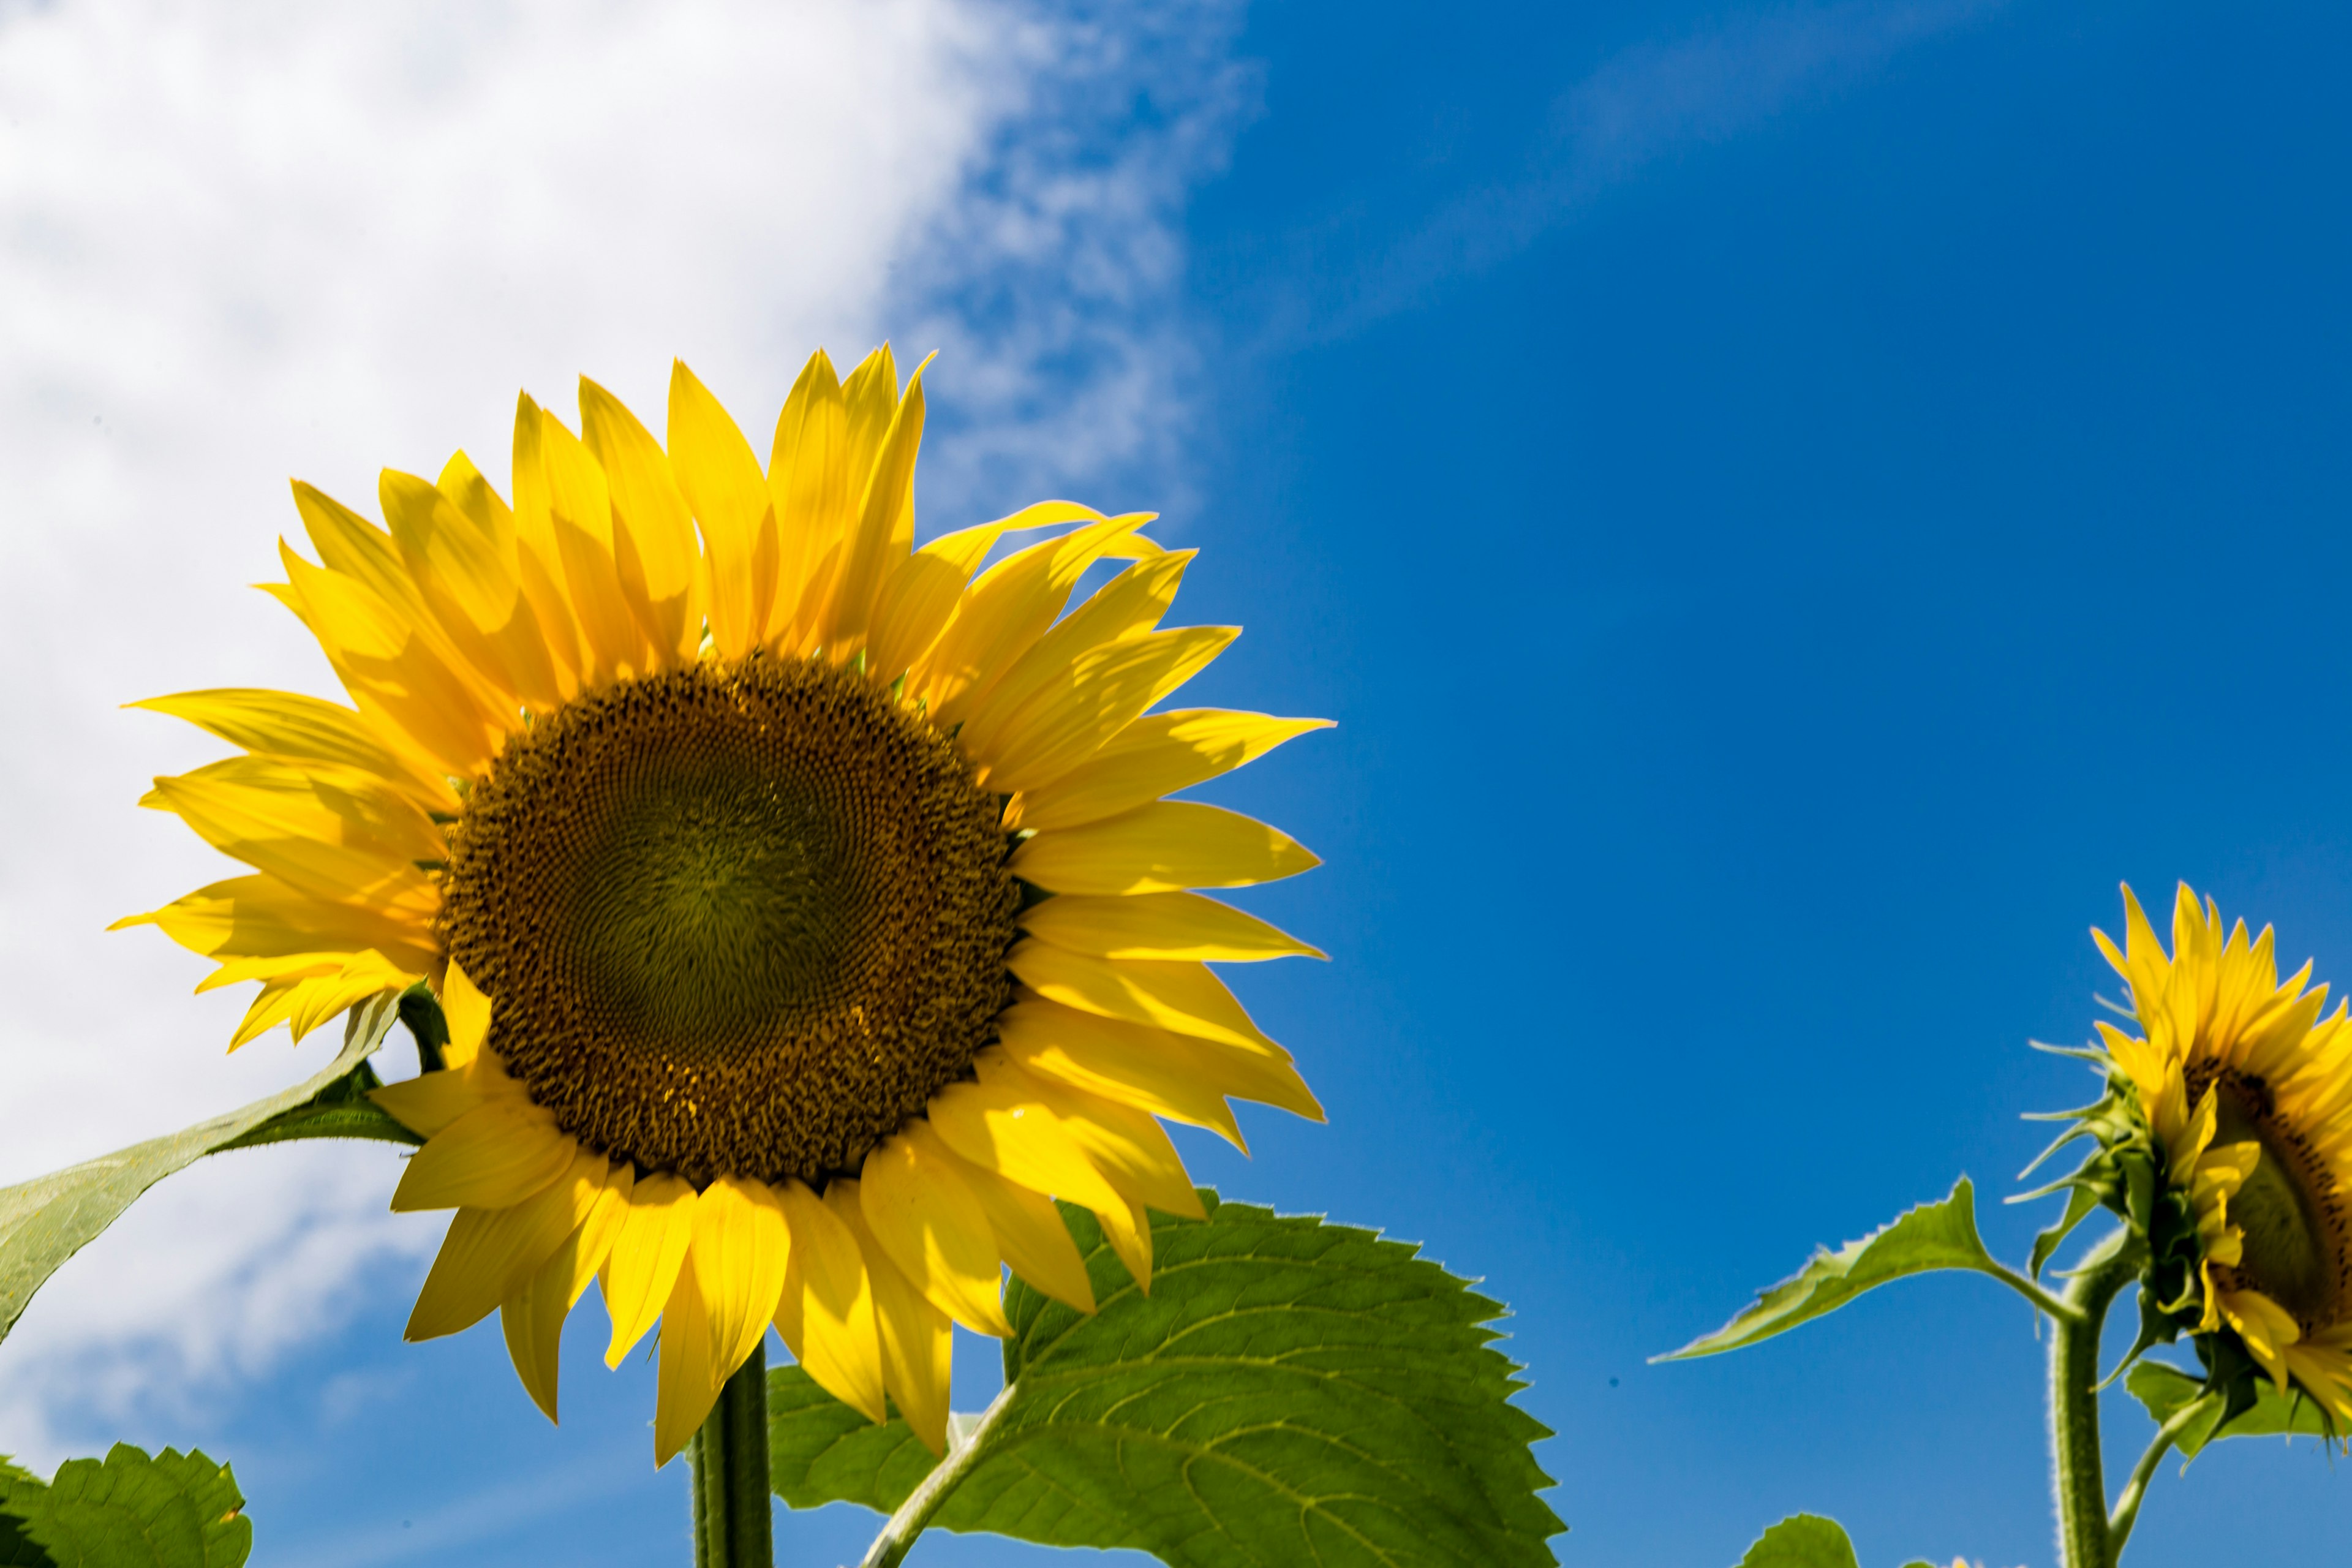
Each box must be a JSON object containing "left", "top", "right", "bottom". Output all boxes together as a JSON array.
[
  {"left": 2092, "top": 883, "right": 2352, "bottom": 1422},
  {"left": 116, "top": 348, "right": 1329, "bottom": 1463}
]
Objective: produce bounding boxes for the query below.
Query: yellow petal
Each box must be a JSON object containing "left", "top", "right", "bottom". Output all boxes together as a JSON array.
[
  {"left": 909, "top": 513, "right": 1155, "bottom": 725},
  {"left": 864, "top": 518, "right": 1015, "bottom": 684},
  {"left": 580, "top": 377, "right": 701, "bottom": 666},
  {"left": 503, "top": 395, "right": 587, "bottom": 695},
  {"left": 110, "top": 874, "right": 435, "bottom": 973},
  {"left": 1006, "top": 710, "right": 1332, "bottom": 832},
  {"left": 654, "top": 1262, "right": 721, "bottom": 1467},
  {"left": 828, "top": 1178, "right": 952, "bottom": 1455},
  {"left": 371, "top": 1067, "right": 492, "bottom": 1138},
  {"left": 924, "top": 1075, "right": 1126, "bottom": 1217},
  {"left": 439, "top": 960, "right": 494, "bottom": 1068},
  {"left": 969, "top": 625, "right": 1239, "bottom": 793},
  {"left": 1010, "top": 802, "right": 1319, "bottom": 895},
  {"left": 774, "top": 1178, "right": 887, "bottom": 1423},
  {"left": 129, "top": 688, "right": 458, "bottom": 815},
  {"left": 669, "top": 361, "right": 779, "bottom": 661},
  {"left": 1005, "top": 941, "right": 1278, "bottom": 1054},
  {"left": 903, "top": 1120, "right": 1094, "bottom": 1313},
  {"left": 404, "top": 1147, "right": 605, "bottom": 1340},
  {"left": 390, "top": 1099, "right": 573, "bottom": 1212},
  {"left": 276, "top": 545, "right": 507, "bottom": 777},
  {"left": 997, "top": 1061, "right": 1202, "bottom": 1222},
  {"left": 501, "top": 1233, "right": 576, "bottom": 1422},
  {"left": 1019, "top": 891, "right": 1324, "bottom": 963},
  {"left": 955, "top": 551, "right": 1193, "bottom": 761},
  {"left": 994, "top": 996, "right": 1248, "bottom": 1147},
  {"left": 816, "top": 368, "right": 925, "bottom": 658},
  {"left": 601, "top": 1172, "right": 699, "bottom": 1366},
  {"left": 690, "top": 1175, "right": 791, "bottom": 1381},
  {"left": 380, "top": 469, "right": 565, "bottom": 712},
  {"left": 535, "top": 401, "right": 651, "bottom": 684},
  {"left": 857, "top": 1131, "right": 1012, "bottom": 1337},
  {"left": 766, "top": 350, "right": 852, "bottom": 649}
]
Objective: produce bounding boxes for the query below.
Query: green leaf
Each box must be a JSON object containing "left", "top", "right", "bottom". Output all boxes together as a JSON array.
[
  {"left": 0, "top": 1444, "right": 249, "bottom": 1567},
  {"left": 208, "top": 1055, "right": 421, "bottom": 1152},
  {"left": 2124, "top": 1359, "right": 2338, "bottom": 1460},
  {"left": 0, "top": 994, "right": 399, "bottom": 1346},
  {"left": 1657, "top": 1178, "right": 2003, "bottom": 1360},
  {"left": 1736, "top": 1515, "right": 1857, "bottom": 1568},
  {"left": 770, "top": 1191, "right": 1564, "bottom": 1567}
]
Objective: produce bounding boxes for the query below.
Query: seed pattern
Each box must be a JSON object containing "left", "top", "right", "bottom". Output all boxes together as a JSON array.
[{"left": 439, "top": 654, "right": 1017, "bottom": 1186}]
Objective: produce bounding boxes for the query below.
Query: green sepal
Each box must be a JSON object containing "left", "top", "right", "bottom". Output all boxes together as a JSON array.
[
  {"left": 1656, "top": 1178, "right": 2007, "bottom": 1360},
  {"left": 2125, "top": 1355, "right": 2342, "bottom": 1461},
  {"left": 0, "top": 1444, "right": 250, "bottom": 1567},
  {"left": 2027, "top": 1180, "right": 2102, "bottom": 1280},
  {"left": 396, "top": 981, "right": 449, "bottom": 1074},
  {"left": 770, "top": 1191, "right": 1564, "bottom": 1567},
  {"left": 209, "top": 1057, "right": 421, "bottom": 1152},
  {"left": 0, "top": 995, "right": 398, "bottom": 1346}
]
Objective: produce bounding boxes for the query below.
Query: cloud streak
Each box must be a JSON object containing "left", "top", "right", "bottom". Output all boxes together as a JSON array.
[
  {"left": 0, "top": 0, "right": 1248, "bottom": 1460},
  {"left": 1261, "top": 0, "right": 2009, "bottom": 346}
]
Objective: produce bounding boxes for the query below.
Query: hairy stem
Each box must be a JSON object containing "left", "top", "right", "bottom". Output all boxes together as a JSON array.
[
  {"left": 2049, "top": 1233, "right": 2137, "bottom": 1568},
  {"left": 858, "top": 1386, "right": 1019, "bottom": 1568},
  {"left": 692, "top": 1342, "right": 772, "bottom": 1568},
  {"left": 2107, "top": 1391, "right": 2216, "bottom": 1557}
]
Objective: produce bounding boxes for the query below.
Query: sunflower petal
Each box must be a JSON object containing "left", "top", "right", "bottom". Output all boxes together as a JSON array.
[
  {"left": 1010, "top": 802, "right": 1319, "bottom": 895},
  {"left": 690, "top": 1175, "right": 791, "bottom": 1380},
  {"left": 1006, "top": 710, "right": 1332, "bottom": 832},
  {"left": 404, "top": 1148, "right": 605, "bottom": 1340},
  {"left": 994, "top": 996, "right": 1248, "bottom": 1147},
  {"left": 903, "top": 1120, "right": 1094, "bottom": 1313},
  {"left": 581, "top": 377, "right": 701, "bottom": 666},
  {"left": 1006, "top": 941, "right": 1279, "bottom": 1054},
  {"left": 390, "top": 1099, "right": 573, "bottom": 1212},
  {"left": 669, "top": 361, "right": 778, "bottom": 660},
  {"left": 601, "top": 1172, "right": 699, "bottom": 1366},
  {"left": 130, "top": 688, "right": 457, "bottom": 813},
  {"left": 829, "top": 1178, "right": 952, "bottom": 1455},
  {"left": 774, "top": 1179, "right": 887, "bottom": 1423},
  {"left": 654, "top": 1263, "right": 721, "bottom": 1467},
  {"left": 1019, "top": 891, "right": 1323, "bottom": 963},
  {"left": 858, "top": 1131, "right": 1012, "bottom": 1337}
]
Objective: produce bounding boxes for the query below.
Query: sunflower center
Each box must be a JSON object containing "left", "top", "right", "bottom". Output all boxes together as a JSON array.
[
  {"left": 439, "top": 654, "right": 1017, "bottom": 1186},
  {"left": 2209, "top": 1072, "right": 2350, "bottom": 1329}
]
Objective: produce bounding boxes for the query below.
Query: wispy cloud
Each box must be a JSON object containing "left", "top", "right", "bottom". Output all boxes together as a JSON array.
[
  {"left": 0, "top": 0, "right": 1248, "bottom": 1459},
  {"left": 1261, "top": 0, "right": 2008, "bottom": 346}
]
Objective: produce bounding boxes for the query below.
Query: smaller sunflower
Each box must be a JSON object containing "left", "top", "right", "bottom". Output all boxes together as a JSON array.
[{"left": 2081, "top": 883, "right": 2352, "bottom": 1422}]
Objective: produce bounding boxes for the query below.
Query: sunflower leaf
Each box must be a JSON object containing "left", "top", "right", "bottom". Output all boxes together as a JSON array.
[
  {"left": 2124, "top": 1359, "right": 2339, "bottom": 1460},
  {"left": 1736, "top": 1515, "right": 1858, "bottom": 1568},
  {"left": 1656, "top": 1178, "right": 2008, "bottom": 1360},
  {"left": 0, "top": 993, "right": 399, "bottom": 1346},
  {"left": 770, "top": 1189, "right": 1564, "bottom": 1567},
  {"left": 0, "top": 1443, "right": 250, "bottom": 1567}
]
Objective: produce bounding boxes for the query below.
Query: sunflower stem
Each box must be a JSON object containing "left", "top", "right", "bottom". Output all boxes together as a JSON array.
[
  {"left": 2049, "top": 1232, "right": 2137, "bottom": 1568},
  {"left": 857, "top": 1384, "right": 1019, "bottom": 1568},
  {"left": 690, "top": 1341, "right": 772, "bottom": 1568}
]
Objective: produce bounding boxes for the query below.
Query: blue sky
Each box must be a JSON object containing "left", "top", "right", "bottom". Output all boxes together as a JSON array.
[{"left": 6, "top": 2, "right": 2351, "bottom": 1564}]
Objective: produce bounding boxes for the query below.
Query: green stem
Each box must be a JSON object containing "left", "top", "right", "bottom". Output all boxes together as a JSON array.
[
  {"left": 858, "top": 1386, "right": 1017, "bottom": 1568},
  {"left": 2106, "top": 1391, "right": 2217, "bottom": 1557},
  {"left": 691, "top": 1341, "right": 772, "bottom": 1568},
  {"left": 2049, "top": 1233, "right": 2137, "bottom": 1568}
]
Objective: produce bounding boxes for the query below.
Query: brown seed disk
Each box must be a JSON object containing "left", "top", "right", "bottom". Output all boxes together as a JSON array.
[{"left": 438, "top": 654, "right": 1017, "bottom": 1186}]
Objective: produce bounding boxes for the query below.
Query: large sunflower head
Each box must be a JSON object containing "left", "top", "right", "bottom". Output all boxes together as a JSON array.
[
  {"left": 2070, "top": 883, "right": 2352, "bottom": 1424},
  {"left": 117, "top": 349, "right": 1329, "bottom": 1462}
]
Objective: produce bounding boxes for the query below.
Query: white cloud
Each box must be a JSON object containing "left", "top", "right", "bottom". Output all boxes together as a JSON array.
[{"left": 0, "top": 0, "right": 1246, "bottom": 1459}]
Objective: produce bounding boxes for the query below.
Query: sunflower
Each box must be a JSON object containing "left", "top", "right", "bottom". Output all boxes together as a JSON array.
[
  {"left": 2090, "top": 883, "right": 2352, "bottom": 1422},
  {"left": 117, "top": 349, "right": 1328, "bottom": 1462}
]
